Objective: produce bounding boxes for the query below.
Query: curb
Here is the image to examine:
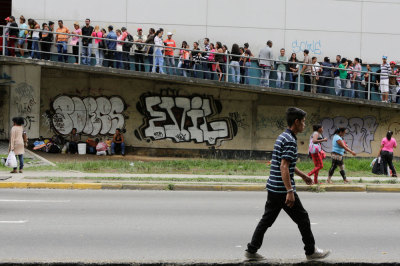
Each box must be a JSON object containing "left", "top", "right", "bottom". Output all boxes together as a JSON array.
[{"left": 0, "top": 182, "right": 400, "bottom": 192}]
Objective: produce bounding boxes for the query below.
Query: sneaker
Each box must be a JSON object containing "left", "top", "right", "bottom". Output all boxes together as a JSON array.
[
  {"left": 244, "top": 250, "right": 265, "bottom": 261},
  {"left": 27, "top": 56, "right": 32, "bottom": 59},
  {"left": 306, "top": 247, "right": 330, "bottom": 261},
  {"left": 19, "top": 170, "right": 23, "bottom": 173}
]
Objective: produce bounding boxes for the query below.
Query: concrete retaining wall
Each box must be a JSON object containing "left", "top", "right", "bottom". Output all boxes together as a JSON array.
[{"left": 2, "top": 58, "right": 400, "bottom": 159}]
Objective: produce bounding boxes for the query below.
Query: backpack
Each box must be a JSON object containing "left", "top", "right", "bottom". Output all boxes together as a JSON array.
[
  {"left": 123, "top": 34, "right": 134, "bottom": 49},
  {"left": 372, "top": 157, "right": 384, "bottom": 175},
  {"left": 46, "top": 142, "right": 61, "bottom": 153}
]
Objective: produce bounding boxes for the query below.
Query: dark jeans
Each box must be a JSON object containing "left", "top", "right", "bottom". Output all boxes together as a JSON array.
[
  {"left": 303, "top": 73, "right": 312, "bottom": 92},
  {"left": 13, "top": 154, "right": 24, "bottom": 170},
  {"left": 289, "top": 73, "right": 298, "bottom": 90},
  {"left": 41, "top": 41, "right": 51, "bottom": 60},
  {"left": 318, "top": 75, "right": 330, "bottom": 94},
  {"left": 247, "top": 192, "right": 315, "bottom": 255},
  {"left": 381, "top": 151, "right": 396, "bottom": 176},
  {"left": 106, "top": 50, "right": 115, "bottom": 68},
  {"left": 69, "top": 141, "right": 78, "bottom": 154},
  {"left": 134, "top": 50, "right": 145, "bottom": 71},
  {"left": 72, "top": 44, "right": 79, "bottom": 63},
  {"left": 123, "top": 49, "right": 130, "bottom": 70}
]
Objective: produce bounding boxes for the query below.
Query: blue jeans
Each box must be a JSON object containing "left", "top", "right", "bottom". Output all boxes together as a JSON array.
[
  {"left": 260, "top": 66, "right": 271, "bottom": 87},
  {"left": 230, "top": 61, "right": 240, "bottom": 83},
  {"left": 111, "top": 142, "right": 125, "bottom": 155},
  {"left": 57, "top": 41, "right": 68, "bottom": 62},
  {"left": 13, "top": 154, "right": 24, "bottom": 170},
  {"left": 82, "top": 43, "right": 92, "bottom": 65},
  {"left": 115, "top": 52, "right": 123, "bottom": 69},
  {"left": 192, "top": 63, "right": 201, "bottom": 78},
  {"left": 244, "top": 62, "right": 251, "bottom": 84},
  {"left": 337, "top": 79, "right": 346, "bottom": 97},
  {"left": 276, "top": 71, "right": 286, "bottom": 89},
  {"left": 153, "top": 48, "right": 164, "bottom": 73},
  {"left": 30, "top": 37, "right": 40, "bottom": 59},
  {"left": 165, "top": 56, "right": 176, "bottom": 75}
]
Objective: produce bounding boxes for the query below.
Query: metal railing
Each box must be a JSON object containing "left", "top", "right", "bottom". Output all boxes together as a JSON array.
[{"left": 1, "top": 25, "right": 399, "bottom": 104}]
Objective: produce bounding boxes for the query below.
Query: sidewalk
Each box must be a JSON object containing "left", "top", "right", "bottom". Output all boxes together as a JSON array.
[{"left": 0, "top": 170, "right": 399, "bottom": 192}]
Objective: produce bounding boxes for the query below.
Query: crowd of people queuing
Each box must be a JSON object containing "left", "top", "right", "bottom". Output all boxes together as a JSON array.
[{"left": 2, "top": 15, "right": 399, "bottom": 102}]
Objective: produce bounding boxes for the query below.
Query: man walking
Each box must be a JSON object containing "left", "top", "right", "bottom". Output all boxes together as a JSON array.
[
  {"left": 81, "top": 19, "right": 94, "bottom": 65},
  {"left": 245, "top": 107, "right": 330, "bottom": 261},
  {"left": 258, "top": 40, "right": 274, "bottom": 87},
  {"left": 133, "top": 28, "right": 147, "bottom": 72},
  {"left": 163, "top": 32, "right": 176, "bottom": 75}
]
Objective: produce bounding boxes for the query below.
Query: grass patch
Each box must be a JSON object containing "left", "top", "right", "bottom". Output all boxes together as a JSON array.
[{"left": 8, "top": 156, "right": 400, "bottom": 180}]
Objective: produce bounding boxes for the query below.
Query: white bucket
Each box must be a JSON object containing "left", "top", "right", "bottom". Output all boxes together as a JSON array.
[{"left": 78, "top": 143, "right": 87, "bottom": 155}]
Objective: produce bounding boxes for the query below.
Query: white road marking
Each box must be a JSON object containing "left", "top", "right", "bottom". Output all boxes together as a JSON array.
[
  {"left": 0, "top": 220, "right": 28, "bottom": 224},
  {"left": 0, "top": 199, "right": 70, "bottom": 203}
]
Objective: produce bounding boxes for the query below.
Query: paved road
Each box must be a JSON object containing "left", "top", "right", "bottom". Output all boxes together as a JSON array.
[{"left": 0, "top": 189, "right": 399, "bottom": 263}]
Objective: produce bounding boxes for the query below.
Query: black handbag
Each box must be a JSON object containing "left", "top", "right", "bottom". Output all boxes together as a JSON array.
[{"left": 372, "top": 157, "right": 384, "bottom": 175}]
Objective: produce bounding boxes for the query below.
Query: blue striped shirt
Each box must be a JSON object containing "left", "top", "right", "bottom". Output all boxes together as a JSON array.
[{"left": 266, "top": 129, "right": 298, "bottom": 193}]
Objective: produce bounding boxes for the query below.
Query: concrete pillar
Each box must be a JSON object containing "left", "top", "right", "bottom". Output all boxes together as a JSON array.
[{"left": 3, "top": 64, "right": 41, "bottom": 139}]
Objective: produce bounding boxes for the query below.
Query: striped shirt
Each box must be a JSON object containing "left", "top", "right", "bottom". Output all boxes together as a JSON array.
[
  {"left": 266, "top": 129, "right": 298, "bottom": 193},
  {"left": 381, "top": 63, "right": 391, "bottom": 80}
]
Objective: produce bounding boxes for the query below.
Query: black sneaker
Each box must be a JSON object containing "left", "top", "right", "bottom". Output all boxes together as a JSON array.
[{"left": 244, "top": 250, "right": 265, "bottom": 261}]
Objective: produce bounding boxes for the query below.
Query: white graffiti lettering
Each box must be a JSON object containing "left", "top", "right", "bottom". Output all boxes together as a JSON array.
[
  {"left": 51, "top": 95, "right": 125, "bottom": 135},
  {"left": 321, "top": 116, "right": 378, "bottom": 154},
  {"left": 138, "top": 95, "right": 235, "bottom": 145}
]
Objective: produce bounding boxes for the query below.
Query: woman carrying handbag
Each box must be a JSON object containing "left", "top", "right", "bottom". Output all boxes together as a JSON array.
[{"left": 308, "top": 124, "right": 328, "bottom": 184}]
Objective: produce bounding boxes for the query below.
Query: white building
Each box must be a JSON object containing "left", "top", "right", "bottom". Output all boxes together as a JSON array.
[{"left": 11, "top": 0, "right": 400, "bottom": 63}]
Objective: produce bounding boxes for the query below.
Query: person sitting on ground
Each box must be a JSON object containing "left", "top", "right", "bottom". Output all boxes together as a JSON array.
[
  {"left": 68, "top": 128, "right": 80, "bottom": 154},
  {"left": 111, "top": 128, "right": 125, "bottom": 155},
  {"left": 86, "top": 138, "right": 99, "bottom": 154}
]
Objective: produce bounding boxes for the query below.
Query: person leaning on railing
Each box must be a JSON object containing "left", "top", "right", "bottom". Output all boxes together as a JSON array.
[
  {"left": 288, "top": 53, "right": 299, "bottom": 90},
  {"left": 55, "top": 20, "right": 70, "bottom": 63},
  {"left": 133, "top": 28, "right": 147, "bottom": 72},
  {"left": 6, "top": 16, "right": 18, "bottom": 57}
]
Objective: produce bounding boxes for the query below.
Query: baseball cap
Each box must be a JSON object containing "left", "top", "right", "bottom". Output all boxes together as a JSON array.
[
  {"left": 5, "top": 17, "right": 10, "bottom": 21},
  {"left": 390, "top": 61, "right": 396, "bottom": 65},
  {"left": 137, "top": 28, "right": 142, "bottom": 31},
  {"left": 382, "top": 56, "right": 388, "bottom": 59},
  {"left": 167, "top": 32, "right": 173, "bottom": 36}
]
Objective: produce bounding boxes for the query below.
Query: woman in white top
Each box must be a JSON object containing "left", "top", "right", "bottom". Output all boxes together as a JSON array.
[
  {"left": 30, "top": 20, "right": 41, "bottom": 59},
  {"left": 152, "top": 29, "right": 165, "bottom": 74},
  {"left": 115, "top": 29, "right": 124, "bottom": 69},
  {"left": 307, "top": 124, "right": 327, "bottom": 184}
]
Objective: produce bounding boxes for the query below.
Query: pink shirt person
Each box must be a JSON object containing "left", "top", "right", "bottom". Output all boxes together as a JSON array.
[{"left": 381, "top": 137, "right": 397, "bottom": 152}]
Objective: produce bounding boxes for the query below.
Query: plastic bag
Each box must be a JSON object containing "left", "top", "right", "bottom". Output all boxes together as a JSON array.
[{"left": 5, "top": 151, "right": 17, "bottom": 168}]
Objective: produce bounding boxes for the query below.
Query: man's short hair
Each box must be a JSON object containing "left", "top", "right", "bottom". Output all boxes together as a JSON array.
[
  {"left": 108, "top": 25, "right": 113, "bottom": 30},
  {"left": 267, "top": 40, "right": 272, "bottom": 45},
  {"left": 244, "top": 42, "right": 249, "bottom": 48},
  {"left": 121, "top": 27, "right": 127, "bottom": 31},
  {"left": 49, "top": 21, "right": 54, "bottom": 25},
  {"left": 337, "top": 55, "right": 341, "bottom": 58},
  {"left": 312, "top": 56, "right": 317, "bottom": 60},
  {"left": 280, "top": 48, "right": 285, "bottom": 51},
  {"left": 286, "top": 107, "right": 307, "bottom": 127},
  {"left": 85, "top": 18, "right": 90, "bottom": 22},
  {"left": 58, "top": 20, "right": 63, "bottom": 23},
  {"left": 304, "top": 49, "right": 309, "bottom": 54},
  {"left": 204, "top": 38, "right": 209, "bottom": 42}
]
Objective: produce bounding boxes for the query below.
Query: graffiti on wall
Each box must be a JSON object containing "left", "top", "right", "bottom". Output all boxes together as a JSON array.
[
  {"left": 292, "top": 40, "right": 322, "bottom": 55},
  {"left": 13, "top": 82, "right": 38, "bottom": 131},
  {"left": 321, "top": 116, "right": 378, "bottom": 154},
  {"left": 135, "top": 91, "right": 238, "bottom": 145},
  {"left": 50, "top": 95, "right": 126, "bottom": 135}
]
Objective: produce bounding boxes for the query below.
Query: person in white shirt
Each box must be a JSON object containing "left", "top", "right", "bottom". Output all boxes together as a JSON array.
[
  {"left": 133, "top": 28, "right": 147, "bottom": 72},
  {"left": 152, "top": 29, "right": 165, "bottom": 74},
  {"left": 311, "top": 57, "right": 321, "bottom": 93}
]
